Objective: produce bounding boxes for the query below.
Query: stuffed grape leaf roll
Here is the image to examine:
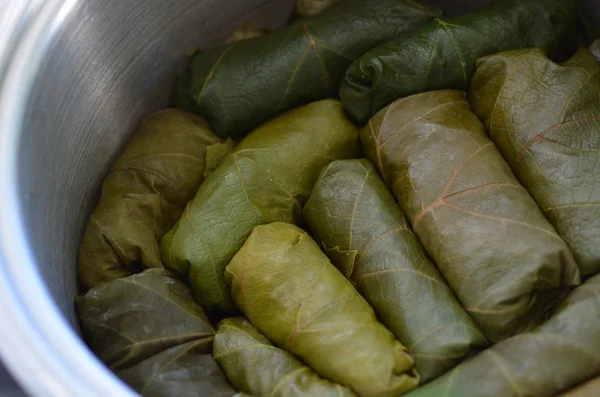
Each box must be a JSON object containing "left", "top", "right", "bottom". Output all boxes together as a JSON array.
[
  {"left": 304, "top": 159, "right": 488, "bottom": 381},
  {"left": 341, "top": 0, "right": 577, "bottom": 123},
  {"left": 76, "top": 269, "right": 234, "bottom": 397},
  {"left": 405, "top": 274, "right": 600, "bottom": 397},
  {"left": 172, "top": 0, "right": 440, "bottom": 138},
  {"left": 360, "top": 90, "right": 580, "bottom": 342},
  {"left": 225, "top": 222, "right": 419, "bottom": 397},
  {"left": 470, "top": 48, "right": 600, "bottom": 276},
  {"left": 214, "top": 317, "right": 356, "bottom": 397},
  {"left": 78, "top": 109, "right": 233, "bottom": 288},
  {"left": 161, "top": 100, "right": 360, "bottom": 311}
]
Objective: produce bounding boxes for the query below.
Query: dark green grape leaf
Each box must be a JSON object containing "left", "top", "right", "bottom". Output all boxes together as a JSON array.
[
  {"left": 360, "top": 90, "right": 580, "bottom": 342},
  {"left": 76, "top": 269, "right": 235, "bottom": 397},
  {"left": 117, "top": 340, "right": 235, "bottom": 397},
  {"left": 161, "top": 100, "right": 360, "bottom": 311},
  {"left": 304, "top": 159, "right": 488, "bottom": 381},
  {"left": 406, "top": 275, "right": 600, "bottom": 397},
  {"left": 172, "top": 0, "right": 441, "bottom": 138},
  {"left": 470, "top": 48, "right": 600, "bottom": 276},
  {"left": 78, "top": 109, "right": 233, "bottom": 288},
  {"left": 341, "top": 0, "right": 577, "bottom": 123},
  {"left": 225, "top": 222, "right": 419, "bottom": 397},
  {"left": 214, "top": 317, "right": 356, "bottom": 397}
]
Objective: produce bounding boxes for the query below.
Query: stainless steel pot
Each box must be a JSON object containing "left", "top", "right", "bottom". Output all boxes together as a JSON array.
[{"left": 0, "top": 1, "right": 598, "bottom": 396}]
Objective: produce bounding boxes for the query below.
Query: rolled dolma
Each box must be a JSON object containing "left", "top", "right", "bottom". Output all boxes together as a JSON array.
[
  {"left": 78, "top": 109, "right": 233, "bottom": 288},
  {"left": 341, "top": 0, "right": 577, "bottom": 123},
  {"left": 162, "top": 100, "right": 360, "bottom": 311},
  {"left": 172, "top": 0, "right": 440, "bottom": 138},
  {"left": 304, "top": 159, "right": 488, "bottom": 381},
  {"left": 470, "top": 48, "right": 600, "bottom": 276},
  {"left": 361, "top": 90, "right": 580, "bottom": 342},
  {"left": 225, "top": 222, "right": 419, "bottom": 397},
  {"left": 214, "top": 317, "right": 356, "bottom": 397},
  {"left": 405, "top": 274, "right": 600, "bottom": 397},
  {"left": 76, "top": 269, "right": 235, "bottom": 397}
]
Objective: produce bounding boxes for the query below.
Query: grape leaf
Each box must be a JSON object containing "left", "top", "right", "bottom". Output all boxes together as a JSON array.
[
  {"left": 78, "top": 109, "right": 233, "bottom": 289},
  {"left": 341, "top": 0, "right": 577, "bottom": 123},
  {"left": 76, "top": 269, "right": 235, "bottom": 397},
  {"left": 172, "top": 0, "right": 441, "bottom": 138},
  {"left": 214, "top": 317, "right": 356, "bottom": 397},
  {"left": 161, "top": 100, "right": 360, "bottom": 311},
  {"left": 225, "top": 222, "right": 419, "bottom": 397},
  {"left": 360, "top": 90, "right": 580, "bottom": 342},
  {"left": 406, "top": 275, "right": 600, "bottom": 397},
  {"left": 304, "top": 158, "right": 489, "bottom": 381},
  {"left": 470, "top": 47, "right": 600, "bottom": 276}
]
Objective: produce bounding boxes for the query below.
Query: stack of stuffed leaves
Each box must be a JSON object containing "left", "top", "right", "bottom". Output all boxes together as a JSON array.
[
  {"left": 361, "top": 89, "right": 580, "bottom": 342},
  {"left": 172, "top": 0, "right": 441, "bottom": 138},
  {"left": 469, "top": 47, "right": 600, "bottom": 276},
  {"left": 304, "top": 159, "right": 488, "bottom": 381},
  {"left": 76, "top": 269, "right": 235, "bottom": 397},
  {"left": 214, "top": 317, "right": 356, "bottom": 397},
  {"left": 340, "top": 0, "right": 577, "bottom": 123},
  {"left": 405, "top": 274, "right": 600, "bottom": 397},
  {"left": 225, "top": 222, "right": 419, "bottom": 397},
  {"left": 78, "top": 109, "right": 233, "bottom": 289},
  {"left": 161, "top": 100, "right": 360, "bottom": 311}
]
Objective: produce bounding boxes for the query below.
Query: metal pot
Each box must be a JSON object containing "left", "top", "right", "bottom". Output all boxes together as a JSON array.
[{"left": 0, "top": 1, "right": 598, "bottom": 396}]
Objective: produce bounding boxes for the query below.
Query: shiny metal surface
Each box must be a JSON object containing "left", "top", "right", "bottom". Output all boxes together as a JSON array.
[
  {"left": 0, "top": 0, "right": 598, "bottom": 396},
  {"left": 0, "top": 1, "right": 294, "bottom": 396}
]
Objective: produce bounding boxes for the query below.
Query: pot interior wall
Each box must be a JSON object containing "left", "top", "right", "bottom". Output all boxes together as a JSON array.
[
  {"left": 17, "top": 0, "right": 297, "bottom": 328},
  {"left": 16, "top": 0, "right": 600, "bottom": 331}
]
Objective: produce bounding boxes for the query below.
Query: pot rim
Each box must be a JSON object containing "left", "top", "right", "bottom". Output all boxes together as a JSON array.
[{"left": 0, "top": 1, "right": 136, "bottom": 396}]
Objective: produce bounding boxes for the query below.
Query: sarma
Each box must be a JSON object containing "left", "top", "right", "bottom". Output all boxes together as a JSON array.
[
  {"left": 78, "top": 109, "right": 233, "bottom": 288},
  {"left": 172, "top": 0, "right": 440, "bottom": 138},
  {"left": 214, "top": 317, "right": 356, "bottom": 397},
  {"left": 76, "top": 269, "right": 235, "bottom": 397},
  {"left": 161, "top": 100, "right": 360, "bottom": 311},
  {"left": 341, "top": 0, "right": 577, "bottom": 123},
  {"left": 470, "top": 48, "right": 600, "bottom": 276},
  {"left": 406, "top": 275, "right": 600, "bottom": 397},
  {"left": 225, "top": 222, "right": 419, "bottom": 397},
  {"left": 117, "top": 341, "right": 234, "bottom": 397},
  {"left": 304, "top": 159, "right": 488, "bottom": 381},
  {"left": 361, "top": 90, "right": 580, "bottom": 342}
]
